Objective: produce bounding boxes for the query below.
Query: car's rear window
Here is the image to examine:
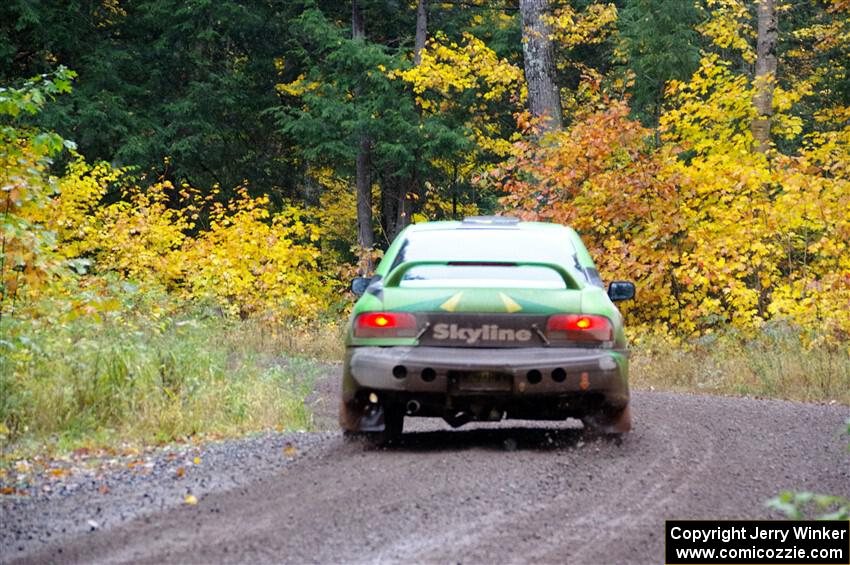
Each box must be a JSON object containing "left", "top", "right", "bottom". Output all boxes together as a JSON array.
[
  {"left": 391, "top": 228, "right": 582, "bottom": 289},
  {"left": 399, "top": 265, "right": 567, "bottom": 289}
]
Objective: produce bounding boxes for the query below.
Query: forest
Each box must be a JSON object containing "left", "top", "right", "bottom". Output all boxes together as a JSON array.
[{"left": 1, "top": 0, "right": 848, "bottom": 451}]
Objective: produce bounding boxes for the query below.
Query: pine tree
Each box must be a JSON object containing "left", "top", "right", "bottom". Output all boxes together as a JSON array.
[{"left": 619, "top": 0, "right": 702, "bottom": 125}]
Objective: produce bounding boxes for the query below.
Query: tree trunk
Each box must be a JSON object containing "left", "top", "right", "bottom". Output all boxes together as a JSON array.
[
  {"left": 519, "top": 0, "right": 562, "bottom": 131},
  {"left": 381, "top": 172, "right": 409, "bottom": 242},
  {"left": 414, "top": 0, "right": 427, "bottom": 65},
  {"left": 356, "top": 136, "right": 374, "bottom": 254},
  {"left": 751, "top": 0, "right": 777, "bottom": 153},
  {"left": 353, "top": 0, "right": 374, "bottom": 270},
  {"left": 352, "top": 0, "right": 365, "bottom": 40}
]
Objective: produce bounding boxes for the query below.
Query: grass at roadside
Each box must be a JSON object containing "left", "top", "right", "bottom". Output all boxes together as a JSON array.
[
  {"left": 0, "top": 308, "right": 339, "bottom": 460},
  {"left": 631, "top": 327, "right": 850, "bottom": 405}
]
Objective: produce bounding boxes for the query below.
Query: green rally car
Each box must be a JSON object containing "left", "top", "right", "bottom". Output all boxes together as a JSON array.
[{"left": 341, "top": 216, "right": 635, "bottom": 443}]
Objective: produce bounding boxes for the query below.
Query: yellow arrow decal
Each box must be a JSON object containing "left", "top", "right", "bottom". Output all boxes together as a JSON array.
[
  {"left": 499, "top": 292, "right": 522, "bottom": 313},
  {"left": 440, "top": 292, "right": 464, "bottom": 312}
]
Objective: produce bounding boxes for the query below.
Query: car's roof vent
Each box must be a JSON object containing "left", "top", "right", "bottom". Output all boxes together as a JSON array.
[{"left": 461, "top": 215, "right": 520, "bottom": 226}]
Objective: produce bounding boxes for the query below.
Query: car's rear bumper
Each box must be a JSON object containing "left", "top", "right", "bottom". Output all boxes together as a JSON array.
[{"left": 346, "top": 346, "right": 629, "bottom": 405}]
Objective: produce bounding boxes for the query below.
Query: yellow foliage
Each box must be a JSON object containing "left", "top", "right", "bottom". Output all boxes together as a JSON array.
[
  {"left": 388, "top": 31, "right": 524, "bottom": 159},
  {"left": 16, "top": 157, "right": 336, "bottom": 324},
  {"left": 312, "top": 168, "right": 359, "bottom": 265},
  {"left": 86, "top": 180, "right": 193, "bottom": 285},
  {"left": 45, "top": 160, "right": 121, "bottom": 257},
  {"left": 792, "top": 13, "right": 850, "bottom": 53},
  {"left": 1, "top": 136, "right": 62, "bottom": 297},
  {"left": 390, "top": 32, "right": 525, "bottom": 112},
  {"left": 661, "top": 54, "right": 756, "bottom": 154},
  {"left": 544, "top": 3, "right": 618, "bottom": 50},
  {"left": 181, "top": 189, "right": 329, "bottom": 321},
  {"left": 275, "top": 73, "right": 322, "bottom": 97},
  {"left": 414, "top": 182, "right": 478, "bottom": 222},
  {"left": 697, "top": 0, "right": 756, "bottom": 63}
]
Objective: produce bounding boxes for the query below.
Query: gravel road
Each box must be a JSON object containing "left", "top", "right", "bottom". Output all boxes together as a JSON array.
[{"left": 2, "top": 364, "right": 848, "bottom": 565}]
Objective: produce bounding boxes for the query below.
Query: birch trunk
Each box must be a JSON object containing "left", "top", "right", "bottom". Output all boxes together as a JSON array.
[
  {"left": 519, "top": 0, "right": 562, "bottom": 131},
  {"left": 751, "top": 0, "right": 777, "bottom": 153},
  {"left": 414, "top": 0, "right": 427, "bottom": 66}
]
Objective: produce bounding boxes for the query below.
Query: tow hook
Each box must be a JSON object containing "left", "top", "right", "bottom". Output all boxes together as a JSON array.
[{"left": 444, "top": 411, "right": 472, "bottom": 428}]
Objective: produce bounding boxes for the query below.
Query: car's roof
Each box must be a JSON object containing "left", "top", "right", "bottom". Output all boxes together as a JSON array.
[{"left": 405, "top": 216, "right": 567, "bottom": 233}]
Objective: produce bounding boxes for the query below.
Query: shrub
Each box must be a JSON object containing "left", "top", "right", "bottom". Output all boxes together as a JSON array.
[{"left": 1, "top": 280, "right": 320, "bottom": 448}]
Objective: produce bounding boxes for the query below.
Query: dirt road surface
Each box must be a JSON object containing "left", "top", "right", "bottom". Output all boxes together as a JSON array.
[{"left": 2, "top": 365, "right": 848, "bottom": 564}]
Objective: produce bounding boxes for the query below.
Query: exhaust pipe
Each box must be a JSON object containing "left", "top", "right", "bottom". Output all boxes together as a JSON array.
[{"left": 406, "top": 400, "right": 421, "bottom": 415}]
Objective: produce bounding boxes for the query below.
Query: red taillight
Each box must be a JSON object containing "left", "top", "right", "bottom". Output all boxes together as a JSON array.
[
  {"left": 546, "top": 314, "right": 613, "bottom": 342},
  {"left": 354, "top": 312, "right": 418, "bottom": 338}
]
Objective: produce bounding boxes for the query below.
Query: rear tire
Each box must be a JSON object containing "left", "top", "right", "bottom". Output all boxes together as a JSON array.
[
  {"left": 339, "top": 399, "right": 360, "bottom": 431},
  {"left": 582, "top": 404, "right": 631, "bottom": 436},
  {"left": 340, "top": 403, "right": 404, "bottom": 447},
  {"left": 368, "top": 406, "right": 404, "bottom": 446}
]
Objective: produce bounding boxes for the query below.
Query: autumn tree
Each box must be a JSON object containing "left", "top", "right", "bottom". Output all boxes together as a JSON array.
[
  {"left": 0, "top": 68, "right": 76, "bottom": 320},
  {"left": 490, "top": 0, "right": 850, "bottom": 342}
]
